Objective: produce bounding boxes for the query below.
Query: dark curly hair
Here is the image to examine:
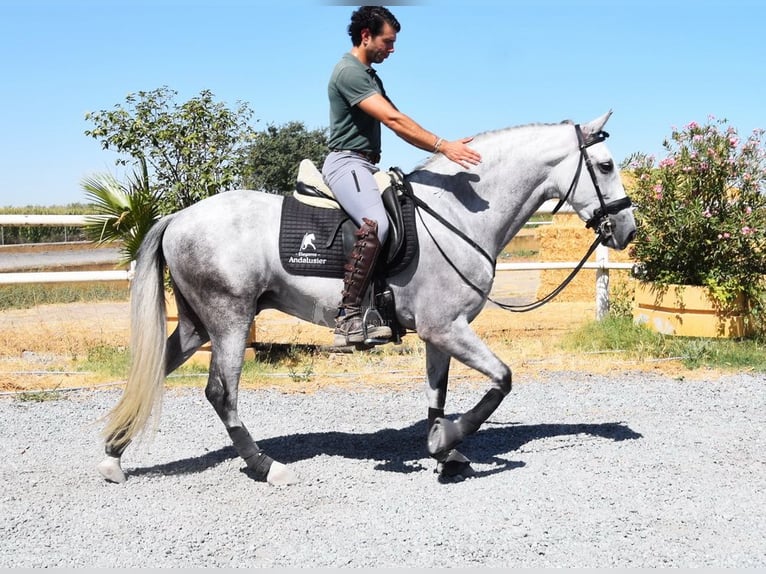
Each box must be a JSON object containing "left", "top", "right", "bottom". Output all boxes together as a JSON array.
[{"left": 347, "top": 6, "right": 401, "bottom": 46}]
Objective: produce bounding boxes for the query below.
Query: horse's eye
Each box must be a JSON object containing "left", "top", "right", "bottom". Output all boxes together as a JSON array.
[{"left": 597, "top": 160, "right": 614, "bottom": 174}]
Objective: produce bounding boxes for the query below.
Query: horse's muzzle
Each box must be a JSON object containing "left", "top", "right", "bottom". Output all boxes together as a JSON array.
[
  {"left": 600, "top": 210, "right": 636, "bottom": 251},
  {"left": 584, "top": 197, "right": 635, "bottom": 250}
]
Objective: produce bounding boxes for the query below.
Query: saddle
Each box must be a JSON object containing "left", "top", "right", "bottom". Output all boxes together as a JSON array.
[
  {"left": 277, "top": 160, "right": 418, "bottom": 345},
  {"left": 278, "top": 159, "right": 417, "bottom": 279}
]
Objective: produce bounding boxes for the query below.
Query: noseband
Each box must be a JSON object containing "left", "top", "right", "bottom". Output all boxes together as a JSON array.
[{"left": 551, "top": 124, "right": 632, "bottom": 244}]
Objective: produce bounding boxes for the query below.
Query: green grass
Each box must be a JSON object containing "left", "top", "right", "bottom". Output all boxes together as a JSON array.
[
  {"left": 73, "top": 342, "right": 326, "bottom": 387},
  {"left": 564, "top": 315, "right": 766, "bottom": 371},
  {"left": 79, "top": 344, "right": 131, "bottom": 378},
  {"left": 15, "top": 389, "right": 66, "bottom": 402},
  {"left": 499, "top": 248, "right": 538, "bottom": 260},
  {"left": 0, "top": 283, "right": 129, "bottom": 311}
]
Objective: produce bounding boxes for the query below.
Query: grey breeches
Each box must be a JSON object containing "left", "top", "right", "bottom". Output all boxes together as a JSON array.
[{"left": 321, "top": 151, "right": 390, "bottom": 244}]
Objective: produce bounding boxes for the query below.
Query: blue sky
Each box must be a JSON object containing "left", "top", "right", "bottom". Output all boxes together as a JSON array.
[{"left": 1, "top": 0, "right": 763, "bottom": 207}]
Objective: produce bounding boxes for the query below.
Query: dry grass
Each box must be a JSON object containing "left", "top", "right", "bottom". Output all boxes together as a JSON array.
[
  {"left": 0, "top": 301, "right": 130, "bottom": 392},
  {"left": 0, "top": 298, "right": 696, "bottom": 394},
  {"left": 0, "top": 217, "right": 690, "bottom": 394}
]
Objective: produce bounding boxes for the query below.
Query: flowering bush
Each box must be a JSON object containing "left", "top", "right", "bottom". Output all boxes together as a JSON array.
[{"left": 626, "top": 117, "right": 766, "bottom": 318}]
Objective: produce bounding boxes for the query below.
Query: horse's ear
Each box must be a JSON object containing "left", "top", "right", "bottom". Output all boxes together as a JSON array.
[{"left": 583, "top": 110, "right": 613, "bottom": 136}]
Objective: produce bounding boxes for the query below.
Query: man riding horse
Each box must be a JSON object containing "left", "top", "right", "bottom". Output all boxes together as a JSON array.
[{"left": 322, "top": 5, "right": 482, "bottom": 347}]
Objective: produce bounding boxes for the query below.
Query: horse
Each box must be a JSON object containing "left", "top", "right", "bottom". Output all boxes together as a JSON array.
[
  {"left": 97, "top": 111, "right": 636, "bottom": 486},
  {"left": 300, "top": 232, "right": 316, "bottom": 251}
]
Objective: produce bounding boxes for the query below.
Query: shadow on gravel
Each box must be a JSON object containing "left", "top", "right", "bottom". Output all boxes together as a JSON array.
[{"left": 126, "top": 418, "right": 642, "bottom": 482}]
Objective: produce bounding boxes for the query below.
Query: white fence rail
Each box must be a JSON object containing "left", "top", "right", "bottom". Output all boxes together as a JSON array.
[{"left": 0, "top": 203, "right": 632, "bottom": 319}]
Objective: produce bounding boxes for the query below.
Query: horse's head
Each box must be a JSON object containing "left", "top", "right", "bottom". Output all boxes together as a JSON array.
[{"left": 552, "top": 111, "right": 636, "bottom": 250}]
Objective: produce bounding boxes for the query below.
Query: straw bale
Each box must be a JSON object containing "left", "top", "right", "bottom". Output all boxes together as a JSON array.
[{"left": 536, "top": 213, "right": 635, "bottom": 303}]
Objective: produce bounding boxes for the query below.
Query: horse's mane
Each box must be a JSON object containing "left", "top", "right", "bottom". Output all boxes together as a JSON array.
[
  {"left": 413, "top": 119, "right": 573, "bottom": 170},
  {"left": 471, "top": 119, "right": 573, "bottom": 140}
]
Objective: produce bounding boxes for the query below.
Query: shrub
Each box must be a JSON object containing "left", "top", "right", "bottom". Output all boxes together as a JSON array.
[{"left": 625, "top": 117, "right": 766, "bottom": 318}]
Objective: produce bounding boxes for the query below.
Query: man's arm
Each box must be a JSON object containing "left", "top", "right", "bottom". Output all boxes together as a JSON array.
[{"left": 358, "top": 93, "right": 481, "bottom": 169}]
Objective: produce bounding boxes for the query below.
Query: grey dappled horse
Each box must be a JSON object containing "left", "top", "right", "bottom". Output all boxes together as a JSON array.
[{"left": 98, "top": 111, "right": 636, "bottom": 485}]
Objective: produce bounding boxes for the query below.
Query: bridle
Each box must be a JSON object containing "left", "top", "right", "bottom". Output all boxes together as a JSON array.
[
  {"left": 551, "top": 124, "right": 633, "bottom": 243},
  {"left": 406, "top": 123, "right": 633, "bottom": 313}
]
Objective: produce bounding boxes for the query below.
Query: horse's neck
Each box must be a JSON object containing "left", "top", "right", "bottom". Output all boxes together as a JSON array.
[{"left": 409, "top": 124, "right": 569, "bottom": 256}]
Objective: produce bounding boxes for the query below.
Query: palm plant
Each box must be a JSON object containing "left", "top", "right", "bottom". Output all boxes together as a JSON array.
[{"left": 81, "top": 157, "right": 162, "bottom": 266}]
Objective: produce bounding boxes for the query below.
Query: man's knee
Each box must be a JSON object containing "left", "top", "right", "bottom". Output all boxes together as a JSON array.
[{"left": 375, "top": 216, "right": 390, "bottom": 244}]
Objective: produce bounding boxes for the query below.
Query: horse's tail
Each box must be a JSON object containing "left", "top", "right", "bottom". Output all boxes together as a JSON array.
[{"left": 101, "top": 215, "right": 174, "bottom": 450}]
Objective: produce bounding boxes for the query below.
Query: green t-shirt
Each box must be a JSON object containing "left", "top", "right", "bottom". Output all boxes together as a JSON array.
[{"left": 327, "top": 53, "right": 386, "bottom": 153}]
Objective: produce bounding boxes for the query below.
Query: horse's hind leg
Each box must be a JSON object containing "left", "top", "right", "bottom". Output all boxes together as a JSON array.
[
  {"left": 205, "top": 329, "right": 298, "bottom": 486},
  {"left": 98, "top": 429, "right": 131, "bottom": 483},
  {"left": 165, "top": 316, "right": 208, "bottom": 373},
  {"left": 166, "top": 291, "right": 210, "bottom": 372},
  {"left": 98, "top": 303, "right": 209, "bottom": 483}
]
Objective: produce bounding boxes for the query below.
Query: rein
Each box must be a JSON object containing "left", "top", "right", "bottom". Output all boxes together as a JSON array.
[{"left": 405, "top": 123, "right": 632, "bottom": 312}]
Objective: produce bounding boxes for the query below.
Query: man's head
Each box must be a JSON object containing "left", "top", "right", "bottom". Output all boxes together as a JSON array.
[
  {"left": 347, "top": 6, "right": 400, "bottom": 47},
  {"left": 348, "top": 6, "right": 400, "bottom": 65}
]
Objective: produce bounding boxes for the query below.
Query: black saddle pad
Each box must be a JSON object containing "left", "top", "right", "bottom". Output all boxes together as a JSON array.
[
  {"left": 279, "top": 194, "right": 418, "bottom": 278},
  {"left": 279, "top": 196, "right": 348, "bottom": 278}
]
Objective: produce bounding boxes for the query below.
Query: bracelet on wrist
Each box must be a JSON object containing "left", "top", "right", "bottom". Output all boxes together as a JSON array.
[{"left": 434, "top": 137, "right": 444, "bottom": 153}]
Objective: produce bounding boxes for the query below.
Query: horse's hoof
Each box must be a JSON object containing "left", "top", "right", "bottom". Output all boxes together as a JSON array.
[
  {"left": 266, "top": 461, "right": 298, "bottom": 486},
  {"left": 428, "top": 417, "right": 463, "bottom": 459},
  {"left": 436, "top": 450, "right": 474, "bottom": 479},
  {"left": 97, "top": 456, "right": 126, "bottom": 484}
]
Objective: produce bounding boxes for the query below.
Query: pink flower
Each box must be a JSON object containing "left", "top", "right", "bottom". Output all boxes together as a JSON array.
[{"left": 659, "top": 158, "right": 676, "bottom": 168}]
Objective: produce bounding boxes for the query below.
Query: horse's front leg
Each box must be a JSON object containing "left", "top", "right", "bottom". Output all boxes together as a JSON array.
[
  {"left": 424, "top": 341, "right": 473, "bottom": 477},
  {"left": 425, "top": 340, "right": 450, "bottom": 427},
  {"left": 421, "top": 317, "right": 512, "bottom": 461}
]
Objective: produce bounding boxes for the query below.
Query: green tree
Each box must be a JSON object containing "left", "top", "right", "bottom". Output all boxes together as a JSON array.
[
  {"left": 84, "top": 86, "right": 257, "bottom": 213},
  {"left": 241, "top": 121, "right": 329, "bottom": 194},
  {"left": 80, "top": 157, "right": 161, "bottom": 266}
]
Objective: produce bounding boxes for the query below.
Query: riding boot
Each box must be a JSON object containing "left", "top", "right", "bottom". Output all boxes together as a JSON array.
[{"left": 334, "top": 217, "right": 392, "bottom": 347}]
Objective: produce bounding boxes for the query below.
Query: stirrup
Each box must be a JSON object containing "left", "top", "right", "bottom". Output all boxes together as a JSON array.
[
  {"left": 362, "top": 307, "right": 391, "bottom": 345},
  {"left": 332, "top": 309, "right": 392, "bottom": 348}
]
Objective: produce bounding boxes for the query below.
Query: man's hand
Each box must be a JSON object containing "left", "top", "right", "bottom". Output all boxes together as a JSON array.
[{"left": 440, "top": 137, "right": 482, "bottom": 169}]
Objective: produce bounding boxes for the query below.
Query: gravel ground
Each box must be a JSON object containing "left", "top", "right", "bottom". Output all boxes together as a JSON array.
[{"left": 1, "top": 370, "right": 764, "bottom": 568}]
